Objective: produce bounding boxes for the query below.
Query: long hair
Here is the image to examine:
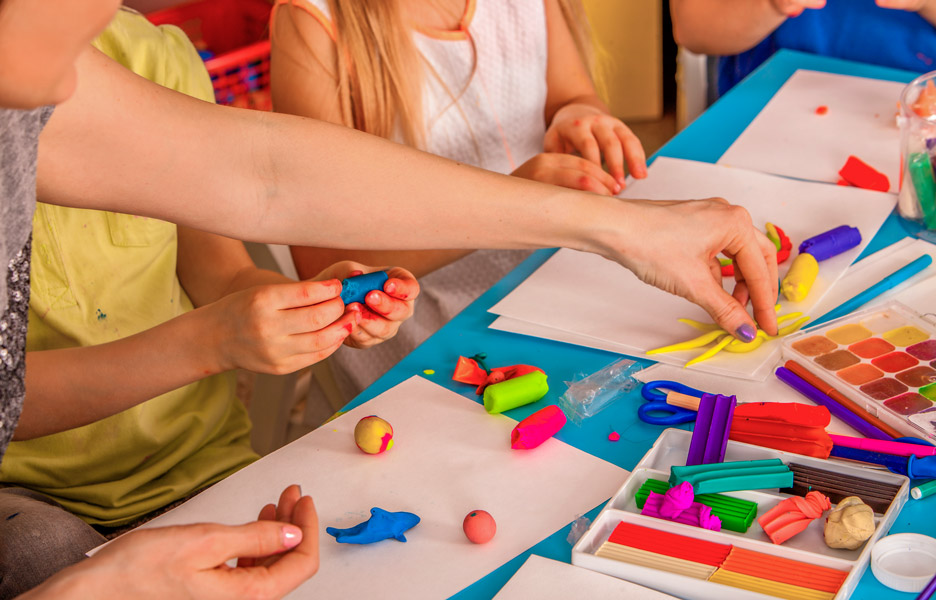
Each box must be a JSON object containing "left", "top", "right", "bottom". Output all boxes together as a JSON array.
[{"left": 284, "top": 0, "right": 598, "bottom": 150}]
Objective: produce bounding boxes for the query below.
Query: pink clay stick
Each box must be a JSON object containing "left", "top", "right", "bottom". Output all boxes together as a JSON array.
[{"left": 830, "top": 434, "right": 936, "bottom": 458}]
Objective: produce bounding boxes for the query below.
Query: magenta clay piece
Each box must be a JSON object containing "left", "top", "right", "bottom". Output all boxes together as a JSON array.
[
  {"left": 758, "top": 491, "right": 831, "bottom": 545},
  {"left": 510, "top": 405, "right": 567, "bottom": 450},
  {"left": 641, "top": 488, "right": 722, "bottom": 532},
  {"left": 608, "top": 431, "right": 621, "bottom": 442},
  {"left": 660, "top": 481, "right": 695, "bottom": 519}
]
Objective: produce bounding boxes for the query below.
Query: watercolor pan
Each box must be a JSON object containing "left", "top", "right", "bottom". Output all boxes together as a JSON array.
[
  {"left": 783, "top": 302, "right": 936, "bottom": 443},
  {"left": 572, "top": 429, "right": 909, "bottom": 600}
]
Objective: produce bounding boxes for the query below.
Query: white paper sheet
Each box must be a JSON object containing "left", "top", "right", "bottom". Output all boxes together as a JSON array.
[
  {"left": 488, "top": 157, "right": 896, "bottom": 381},
  {"left": 718, "top": 70, "right": 904, "bottom": 192},
  {"left": 490, "top": 239, "right": 935, "bottom": 395},
  {"left": 123, "top": 377, "right": 627, "bottom": 599},
  {"left": 493, "top": 555, "right": 677, "bottom": 600}
]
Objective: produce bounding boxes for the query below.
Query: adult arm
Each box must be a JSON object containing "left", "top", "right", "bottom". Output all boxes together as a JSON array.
[
  {"left": 670, "top": 0, "right": 825, "bottom": 56},
  {"left": 37, "top": 47, "right": 778, "bottom": 343}
]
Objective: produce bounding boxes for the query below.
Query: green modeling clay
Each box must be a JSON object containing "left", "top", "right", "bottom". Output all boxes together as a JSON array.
[{"left": 482, "top": 371, "right": 548, "bottom": 414}]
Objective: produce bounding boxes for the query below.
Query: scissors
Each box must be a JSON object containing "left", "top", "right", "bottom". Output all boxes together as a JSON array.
[{"left": 638, "top": 380, "right": 707, "bottom": 426}]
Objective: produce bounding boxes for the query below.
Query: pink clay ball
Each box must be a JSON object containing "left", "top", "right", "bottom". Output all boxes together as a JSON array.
[{"left": 463, "top": 510, "right": 496, "bottom": 544}]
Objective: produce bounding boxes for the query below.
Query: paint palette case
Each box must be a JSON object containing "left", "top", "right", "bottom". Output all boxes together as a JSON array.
[
  {"left": 782, "top": 301, "right": 936, "bottom": 443},
  {"left": 571, "top": 428, "right": 909, "bottom": 600}
]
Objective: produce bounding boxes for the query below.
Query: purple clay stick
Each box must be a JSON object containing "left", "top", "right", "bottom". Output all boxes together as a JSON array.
[
  {"left": 687, "top": 393, "right": 716, "bottom": 466},
  {"left": 798, "top": 225, "right": 861, "bottom": 262},
  {"left": 703, "top": 394, "right": 737, "bottom": 465}
]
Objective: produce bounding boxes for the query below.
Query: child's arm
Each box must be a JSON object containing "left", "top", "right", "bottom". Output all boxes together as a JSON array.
[
  {"left": 875, "top": 0, "right": 936, "bottom": 26},
  {"left": 17, "top": 278, "right": 354, "bottom": 440},
  {"left": 542, "top": 0, "right": 647, "bottom": 188},
  {"left": 670, "top": 0, "right": 825, "bottom": 56},
  {"left": 38, "top": 47, "right": 779, "bottom": 346},
  {"left": 176, "top": 227, "right": 419, "bottom": 349}
]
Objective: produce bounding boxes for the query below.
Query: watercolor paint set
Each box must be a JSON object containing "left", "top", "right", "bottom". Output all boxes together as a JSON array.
[
  {"left": 571, "top": 428, "right": 909, "bottom": 600},
  {"left": 782, "top": 301, "right": 936, "bottom": 443}
]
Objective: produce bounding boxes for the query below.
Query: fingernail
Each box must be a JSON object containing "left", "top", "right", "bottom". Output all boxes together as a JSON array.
[
  {"left": 735, "top": 323, "right": 757, "bottom": 343},
  {"left": 386, "top": 281, "right": 396, "bottom": 294},
  {"left": 282, "top": 525, "right": 302, "bottom": 549},
  {"left": 297, "top": 485, "right": 303, "bottom": 496}
]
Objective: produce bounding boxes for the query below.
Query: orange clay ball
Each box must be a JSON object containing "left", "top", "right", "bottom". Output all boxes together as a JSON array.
[
  {"left": 354, "top": 416, "right": 394, "bottom": 454},
  {"left": 463, "top": 510, "right": 496, "bottom": 544}
]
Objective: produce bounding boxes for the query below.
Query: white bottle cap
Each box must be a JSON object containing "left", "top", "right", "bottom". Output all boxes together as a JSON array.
[{"left": 871, "top": 533, "right": 936, "bottom": 592}]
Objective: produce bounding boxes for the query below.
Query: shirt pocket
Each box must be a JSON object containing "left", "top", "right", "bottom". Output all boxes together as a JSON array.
[{"left": 29, "top": 204, "right": 78, "bottom": 311}]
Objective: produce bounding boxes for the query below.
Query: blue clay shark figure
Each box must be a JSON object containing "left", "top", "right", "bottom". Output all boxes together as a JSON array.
[{"left": 326, "top": 507, "right": 420, "bottom": 544}]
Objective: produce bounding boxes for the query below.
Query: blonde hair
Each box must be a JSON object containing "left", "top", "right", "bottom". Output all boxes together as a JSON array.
[{"left": 287, "top": 0, "right": 598, "bottom": 150}]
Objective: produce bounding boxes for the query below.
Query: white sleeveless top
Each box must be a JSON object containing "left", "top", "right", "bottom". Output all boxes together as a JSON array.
[{"left": 281, "top": 0, "right": 548, "bottom": 399}]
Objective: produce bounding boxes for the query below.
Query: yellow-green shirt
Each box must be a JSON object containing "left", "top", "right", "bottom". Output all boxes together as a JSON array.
[{"left": 0, "top": 10, "right": 257, "bottom": 526}]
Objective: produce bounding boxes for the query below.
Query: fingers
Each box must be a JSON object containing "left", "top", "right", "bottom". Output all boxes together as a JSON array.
[
  {"left": 200, "top": 521, "right": 304, "bottom": 568},
  {"left": 689, "top": 276, "right": 761, "bottom": 344},
  {"left": 288, "top": 310, "right": 357, "bottom": 358},
  {"left": 275, "top": 485, "right": 302, "bottom": 523},
  {"left": 273, "top": 279, "right": 342, "bottom": 310},
  {"left": 383, "top": 269, "right": 420, "bottom": 302},
  {"left": 615, "top": 123, "right": 648, "bottom": 180},
  {"left": 261, "top": 495, "right": 320, "bottom": 591},
  {"left": 728, "top": 232, "right": 779, "bottom": 336},
  {"left": 282, "top": 296, "right": 347, "bottom": 336},
  {"left": 593, "top": 123, "right": 625, "bottom": 184}
]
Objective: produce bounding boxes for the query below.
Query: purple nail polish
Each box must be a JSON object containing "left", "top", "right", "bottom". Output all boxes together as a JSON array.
[{"left": 736, "top": 323, "right": 757, "bottom": 343}]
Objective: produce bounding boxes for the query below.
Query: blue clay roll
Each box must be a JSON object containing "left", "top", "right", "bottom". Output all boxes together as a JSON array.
[
  {"left": 798, "top": 225, "right": 861, "bottom": 262},
  {"left": 340, "top": 271, "right": 389, "bottom": 305}
]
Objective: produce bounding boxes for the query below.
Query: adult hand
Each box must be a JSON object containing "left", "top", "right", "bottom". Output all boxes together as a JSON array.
[
  {"left": 24, "top": 486, "right": 319, "bottom": 600},
  {"left": 208, "top": 279, "right": 357, "bottom": 375},
  {"left": 544, "top": 103, "right": 647, "bottom": 189},
  {"left": 313, "top": 262, "right": 419, "bottom": 349},
  {"left": 512, "top": 152, "right": 622, "bottom": 196},
  {"left": 770, "top": 0, "right": 826, "bottom": 17},
  {"left": 875, "top": 0, "right": 932, "bottom": 12},
  {"left": 607, "top": 197, "right": 779, "bottom": 340}
]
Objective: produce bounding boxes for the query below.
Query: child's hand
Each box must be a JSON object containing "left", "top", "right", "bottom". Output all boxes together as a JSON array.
[
  {"left": 875, "top": 0, "right": 930, "bottom": 11},
  {"left": 313, "top": 262, "right": 419, "bottom": 349},
  {"left": 544, "top": 103, "right": 647, "bottom": 189},
  {"left": 512, "top": 152, "right": 622, "bottom": 195},
  {"left": 770, "top": 0, "right": 825, "bottom": 17},
  {"left": 210, "top": 279, "right": 357, "bottom": 375}
]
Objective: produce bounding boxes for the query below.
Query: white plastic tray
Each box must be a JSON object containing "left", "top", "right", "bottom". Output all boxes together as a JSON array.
[{"left": 571, "top": 428, "right": 909, "bottom": 599}]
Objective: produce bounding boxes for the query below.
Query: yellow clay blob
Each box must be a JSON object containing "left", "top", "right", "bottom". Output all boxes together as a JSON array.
[{"left": 781, "top": 253, "right": 819, "bottom": 302}]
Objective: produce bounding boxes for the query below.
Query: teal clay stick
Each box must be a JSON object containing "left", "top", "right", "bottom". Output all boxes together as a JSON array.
[
  {"left": 671, "top": 460, "right": 793, "bottom": 495},
  {"left": 483, "top": 371, "right": 548, "bottom": 414},
  {"left": 912, "top": 479, "right": 936, "bottom": 500}
]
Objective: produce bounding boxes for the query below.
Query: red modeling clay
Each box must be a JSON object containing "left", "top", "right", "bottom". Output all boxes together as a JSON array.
[
  {"left": 452, "top": 356, "right": 543, "bottom": 394},
  {"left": 837, "top": 178, "right": 851, "bottom": 186},
  {"left": 838, "top": 155, "right": 890, "bottom": 192},
  {"left": 815, "top": 105, "right": 828, "bottom": 115},
  {"left": 758, "top": 491, "right": 831, "bottom": 545},
  {"left": 607, "top": 522, "right": 731, "bottom": 566},
  {"left": 608, "top": 431, "right": 620, "bottom": 442},
  {"left": 729, "top": 402, "right": 833, "bottom": 458}
]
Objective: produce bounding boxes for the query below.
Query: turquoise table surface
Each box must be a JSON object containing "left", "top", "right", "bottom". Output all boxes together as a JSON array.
[{"left": 344, "top": 49, "right": 931, "bottom": 599}]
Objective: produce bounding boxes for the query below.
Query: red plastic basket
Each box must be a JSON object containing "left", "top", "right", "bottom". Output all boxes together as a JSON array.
[{"left": 146, "top": 0, "right": 273, "bottom": 110}]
